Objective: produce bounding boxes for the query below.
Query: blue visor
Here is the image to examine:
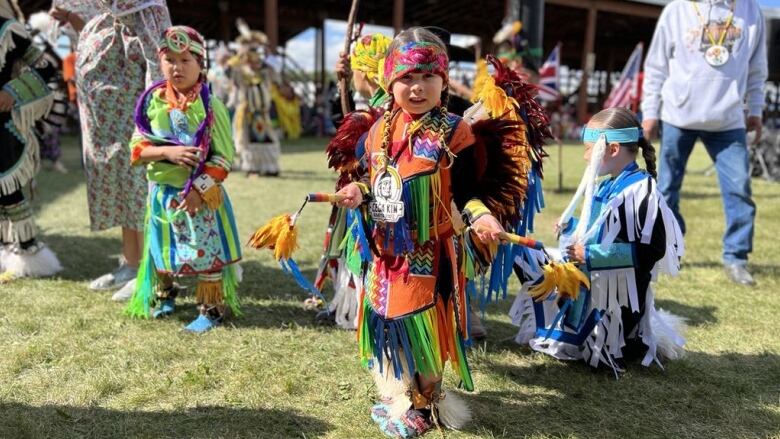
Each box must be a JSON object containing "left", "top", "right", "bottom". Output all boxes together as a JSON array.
[{"left": 581, "top": 127, "right": 642, "bottom": 144}]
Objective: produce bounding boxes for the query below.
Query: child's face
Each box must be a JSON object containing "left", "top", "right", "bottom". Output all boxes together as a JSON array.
[
  {"left": 391, "top": 72, "right": 444, "bottom": 115},
  {"left": 583, "top": 121, "right": 623, "bottom": 175},
  {"left": 161, "top": 50, "right": 201, "bottom": 92}
]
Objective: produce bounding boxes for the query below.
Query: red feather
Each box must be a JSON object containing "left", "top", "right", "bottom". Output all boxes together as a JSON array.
[
  {"left": 469, "top": 56, "right": 554, "bottom": 226},
  {"left": 326, "top": 109, "right": 381, "bottom": 189},
  {"left": 471, "top": 118, "right": 527, "bottom": 226},
  {"left": 487, "top": 54, "right": 552, "bottom": 170}
]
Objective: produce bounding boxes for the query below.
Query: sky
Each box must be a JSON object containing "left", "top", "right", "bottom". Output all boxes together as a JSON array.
[{"left": 285, "top": 19, "right": 478, "bottom": 73}]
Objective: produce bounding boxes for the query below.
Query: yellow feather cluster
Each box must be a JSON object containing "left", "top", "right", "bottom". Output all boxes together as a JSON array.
[
  {"left": 473, "top": 76, "right": 519, "bottom": 119},
  {"left": 529, "top": 262, "right": 590, "bottom": 302},
  {"left": 471, "top": 58, "right": 489, "bottom": 102},
  {"left": 247, "top": 214, "right": 298, "bottom": 261}
]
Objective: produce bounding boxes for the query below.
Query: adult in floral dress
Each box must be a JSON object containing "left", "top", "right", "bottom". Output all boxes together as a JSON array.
[{"left": 51, "top": 0, "right": 171, "bottom": 300}]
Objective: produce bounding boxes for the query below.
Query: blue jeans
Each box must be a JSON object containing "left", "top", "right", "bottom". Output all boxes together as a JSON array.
[{"left": 658, "top": 123, "right": 755, "bottom": 265}]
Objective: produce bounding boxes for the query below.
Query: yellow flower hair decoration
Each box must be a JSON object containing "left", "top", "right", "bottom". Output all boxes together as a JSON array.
[{"left": 350, "top": 33, "right": 391, "bottom": 85}]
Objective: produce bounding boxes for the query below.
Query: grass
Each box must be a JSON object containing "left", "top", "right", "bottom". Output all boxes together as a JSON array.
[{"left": 0, "top": 135, "right": 778, "bottom": 439}]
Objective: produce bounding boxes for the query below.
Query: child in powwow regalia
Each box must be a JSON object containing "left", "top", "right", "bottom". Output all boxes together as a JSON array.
[
  {"left": 334, "top": 27, "right": 548, "bottom": 437},
  {"left": 125, "top": 26, "right": 241, "bottom": 333},
  {"left": 510, "top": 107, "right": 686, "bottom": 376}
]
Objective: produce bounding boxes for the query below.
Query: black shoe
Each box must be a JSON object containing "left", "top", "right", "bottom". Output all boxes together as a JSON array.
[
  {"left": 724, "top": 263, "right": 755, "bottom": 286},
  {"left": 314, "top": 308, "right": 337, "bottom": 326}
]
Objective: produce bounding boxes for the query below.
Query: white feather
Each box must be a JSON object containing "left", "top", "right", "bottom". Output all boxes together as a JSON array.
[
  {"left": 437, "top": 390, "right": 472, "bottom": 430},
  {"left": 2, "top": 243, "right": 61, "bottom": 277},
  {"left": 652, "top": 308, "right": 687, "bottom": 361},
  {"left": 329, "top": 259, "right": 359, "bottom": 330},
  {"left": 0, "top": 245, "right": 7, "bottom": 271},
  {"left": 492, "top": 21, "right": 516, "bottom": 44},
  {"left": 371, "top": 364, "right": 413, "bottom": 420},
  {"left": 236, "top": 18, "right": 252, "bottom": 39},
  {"left": 233, "top": 263, "right": 243, "bottom": 283},
  {"left": 27, "top": 12, "right": 59, "bottom": 46},
  {"left": 463, "top": 101, "right": 488, "bottom": 125}
]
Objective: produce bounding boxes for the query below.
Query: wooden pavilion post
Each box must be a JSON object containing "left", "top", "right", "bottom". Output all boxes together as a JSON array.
[
  {"left": 218, "top": 1, "right": 230, "bottom": 42},
  {"left": 393, "top": 0, "right": 404, "bottom": 35},
  {"left": 318, "top": 21, "right": 326, "bottom": 94},
  {"left": 577, "top": 5, "right": 597, "bottom": 123},
  {"left": 264, "top": 0, "right": 279, "bottom": 51}
]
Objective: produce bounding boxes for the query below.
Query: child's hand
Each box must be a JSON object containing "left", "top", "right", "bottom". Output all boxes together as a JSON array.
[
  {"left": 335, "top": 183, "right": 363, "bottom": 209},
  {"left": 179, "top": 190, "right": 203, "bottom": 216},
  {"left": 472, "top": 214, "right": 504, "bottom": 244},
  {"left": 554, "top": 222, "right": 567, "bottom": 239},
  {"left": 49, "top": 7, "right": 71, "bottom": 24},
  {"left": 566, "top": 244, "right": 585, "bottom": 264},
  {"left": 164, "top": 146, "right": 201, "bottom": 169},
  {"left": 0, "top": 91, "right": 14, "bottom": 112},
  {"left": 335, "top": 52, "right": 351, "bottom": 81}
]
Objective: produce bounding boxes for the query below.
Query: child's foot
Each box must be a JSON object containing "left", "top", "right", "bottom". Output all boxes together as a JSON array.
[
  {"left": 379, "top": 409, "right": 432, "bottom": 438},
  {"left": 314, "top": 308, "right": 337, "bottom": 326},
  {"left": 183, "top": 313, "right": 222, "bottom": 333},
  {"left": 370, "top": 403, "right": 391, "bottom": 425},
  {"left": 153, "top": 298, "right": 176, "bottom": 318}
]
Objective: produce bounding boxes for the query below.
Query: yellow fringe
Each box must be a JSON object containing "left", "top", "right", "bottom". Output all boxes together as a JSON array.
[
  {"left": 196, "top": 279, "right": 224, "bottom": 305},
  {"left": 529, "top": 262, "right": 590, "bottom": 302},
  {"left": 247, "top": 213, "right": 298, "bottom": 261},
  {"left": 199, "top": 185, "right": 223, "bottom": 210}
]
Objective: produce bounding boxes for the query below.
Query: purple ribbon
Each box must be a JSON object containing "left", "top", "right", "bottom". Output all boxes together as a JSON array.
[{"left": 134, "top": 80, "right": 214, "bottom": 196}]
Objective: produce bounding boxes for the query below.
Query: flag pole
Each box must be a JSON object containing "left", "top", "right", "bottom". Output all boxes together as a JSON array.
[
  {"left": 557, "top": 133, "right": 564, "bottom": 192},
  {"left": 554, "top": 42, "right": 564, "bottom": 192}
]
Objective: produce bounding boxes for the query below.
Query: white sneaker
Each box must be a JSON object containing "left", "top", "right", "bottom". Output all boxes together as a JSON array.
[
  {"left": 111, "top": 279, "right": 136, "bottom": 301},
  {"left": 89, "top": 263, "right": 137, "bottom": 291},
  {"left": 0, "top": 245, "right": 7, "bottom": 271}
]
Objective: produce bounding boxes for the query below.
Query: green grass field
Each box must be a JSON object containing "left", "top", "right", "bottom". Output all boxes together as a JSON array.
[{"left": 1, "top": 135, "right": 778, "bottom": 439}]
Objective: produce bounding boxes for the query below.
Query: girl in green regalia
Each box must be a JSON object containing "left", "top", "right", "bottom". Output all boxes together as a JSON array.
[{"left": 125, "top": 26, "right": 241, "bottom": 333}]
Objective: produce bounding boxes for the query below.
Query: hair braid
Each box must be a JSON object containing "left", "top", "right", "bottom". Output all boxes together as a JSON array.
[
  {"left": 378, "top": 95, "right": 397, "bottom": 170},
  {"left": 638, "top": 137, "right": 657, "bottom": 178}
]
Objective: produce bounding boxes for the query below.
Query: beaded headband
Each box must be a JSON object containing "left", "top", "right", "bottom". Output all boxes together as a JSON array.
[
  {"left": 581, "top": 127, "right": 643, "bottom": 144},
  {"left": 159, "top": 26, "right": 206, "bottom": 67},
  {"left": 383, "top": 41, "right": 449, "bottom": 88}
]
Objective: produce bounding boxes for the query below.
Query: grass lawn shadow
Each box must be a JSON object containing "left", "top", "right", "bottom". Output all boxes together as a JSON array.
[
  {"left": 33, "top": 142, "right": 86, "bottom": 208},
  {"left": 654, "top": 299, "right": 718, "bottom": 327},
  {"left": 468, "top": 350, "right": 780, "bottom": 438},
  {"left": 0, "top": 403, "right": 332, "bottom": 439},
  {"left": 682, "top": 260, "right": 780, "bottom": 276},
  {"left": 44, "top": 234, "right": 123, "bottom": 282},
  {"left": 160, "top": 260, "right": 345, "bottom": 332}
]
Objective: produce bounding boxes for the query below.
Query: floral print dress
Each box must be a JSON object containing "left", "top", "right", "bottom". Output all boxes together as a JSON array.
[{"left": 74, "top": 0, "right": 170, "bottom": 231}]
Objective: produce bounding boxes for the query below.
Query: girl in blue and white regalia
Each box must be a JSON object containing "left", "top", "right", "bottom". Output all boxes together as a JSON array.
[{"left": 510, "top": 107, "right": 687, "bottom": 376}]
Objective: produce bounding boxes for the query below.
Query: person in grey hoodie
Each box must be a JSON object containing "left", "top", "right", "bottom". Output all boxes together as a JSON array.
[{"left": 641, "top": 0, "right": 767, "bottom": 286}]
